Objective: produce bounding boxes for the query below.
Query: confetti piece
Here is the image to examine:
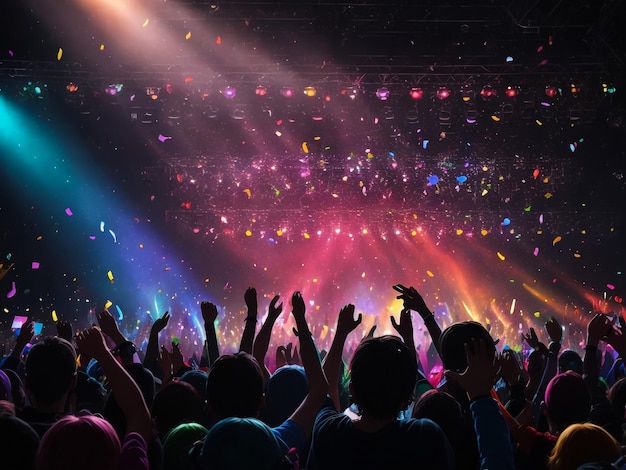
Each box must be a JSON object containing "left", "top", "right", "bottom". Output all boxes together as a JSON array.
[
  {"left": 143, "top": 18, "right": 150, "bottom": 27},
  {"left": 456, "top": 175, "right": 467, "bottom": 183},
  {"left": 104, "top": 300, "right": 113, "bottom": 309},
  {"left": 158, "top": 134, "right": 172, "bottom": 143},
  {"left": 109, "top": 229, "right": 117, "bottom": 243},
  {"left": 497, "top": 252, "right": 506, "bottom": 261},
  {"left": 34, "top": 322, "right": 43, "bottom": 335},
  {"left": 534, "top": 312, "right": 541, "bottom": 318},
  {"left": 569, "top": 143, "right": 576, "bottom": 152},
  {"left": 52, "top": 310, "right": 58, "bottom": 322},
  {"left": 302, "top": 142, "right": 309, "bottom": 153},
  {"left": 481, "top": 229, "right": 488, "bottom": 236},
  {"left": 607, "top": 284, "right": 616, "bottom": 290},
  {"left": 456, "top": 229, "right": 463, "bottom": 235},
  {"left": 427, "top": 175, "right": 439, "bottom": 185},
  {"left": 6, "top": 281, "right": 16, "bottom": 298},
  {"left": 65, "top": 207, "right": 73, "bottom": 216},
  {"left": 616, "top": 296, "right": 623, "bottom": 304},
  {"left": 57, "top": 48, "right": 63, "bottom": 60},
  {"left": 539, "top": 214, "right": 544, "bottom": 224},
  {"left": 100, "top": 44, "right": 105, "bottom": 50},
  {"left": 481, "top": 189, "right": 489, "bottom": 196},
  {"left": 535, "top": 120, "right": 543, "bottom": 126},
  {"left": 107, "top": 270, "right": 114, "bottom": 282},
  {"left": 216, "top": 36, "right": 222, "bottom": 45},
  {"left": 506, "top": 56, "right": 513, "bottom": 62},
  {"left": 533, "top": 169, "right": 540, "bottom": 179},
  {"left": 552, "top": 236, "right": 562, "bottom": 246},
  {"left": 502, "top": 218, "right": 511, "bottom": 226},
  {"left": 510, "top": 299, "right": 516, "bottom": 315},
  {"left": 115, "top": 305, "right": 123, "bottom": 320},
  {"left": 243, "top": 188, "right": 251, "bottom": 198},
  {"left": 491, "top": 115, "right": 500, "bottom": 121},
  {"left": 185, "top": 31, "right": 192, "bottom": 40},
  {"left": 533, "top": 247, "right": 539, "bottom": 256},
  {"left": 426, "top": 270, "right": 434, "bottom": 278},
  {"left": 422, "top": 140, "right": 429, "bottom": 149},
  {"left": 574, "top": 252, "right": 582, "bottom": 258},
  {"left": 31, "top": 261, "right": 40, "bottom": 269}
]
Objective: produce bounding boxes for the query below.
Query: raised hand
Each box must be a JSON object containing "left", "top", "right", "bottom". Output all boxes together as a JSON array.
[
  {"left": 151, "top": 311, "right": 170, "bottom": 334},
  {"left": 499, "top": 349, "right": 523, "bottom": 385},
  {"left": 445, "top": 338, "right": 499, "bottom": 400},
  {"left": 12, "top": 320, "right": 34, "bottom": 358},
  {"left": 336, "top": 304, "right": 362, "bottom": 337},
  {"left": 366, "top": 325, "right": 377, "bottom": 338},
  {"left": 391, "top": 308, "right": 414, "bottom": 343},
  {"left": 158, "top": 344, "right": 173, "bottom": 379},
  {"left": 171, "top": 341, "right": 184, "bottom": 374},
  {"left": 587, "top": 313, "right": 612, "bottom": 347},
  {"left": 545, "top": 316, "right": 563, "bottom": 344},
  {"left": 393, "top": 284, "right": 430, "bottom": 318},
  {"left": 97, "top": 309, "right": 125, "bottom": 344},
  {"left": 291, "top": 291, "right": 306, "bottom": 320},
  {"left": 75, "top": 327, "right": 109, "bottom": 361},
  {"left": 522, "top": 327, "right": 540, "bottom": 350},
  {"left": 244, "top": 287, "right": 258, "bottom": 313},
  {"left": 201, "top": 302, "right": 218, "bottom": 325},
  {"left": 268, "top": 295, "right": 283, "bottom": 321},
  {"left": 55, "top": 319, "right": 73, "bottom": 343}
]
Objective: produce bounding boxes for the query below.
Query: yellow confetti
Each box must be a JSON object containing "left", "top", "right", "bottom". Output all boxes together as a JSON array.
[
  {"left": 456, "top": 229, "right": 463, "bottom": 235},
  {"left": 276, "top": 230, "right": 283, "bottom": 236},
  {"left": 367, "top": 152, "right": 374, "bottom": 159},
  {"left": 185, "top": 31, "right": 192, "bottom": 40},
  {"left": 552, "top": 236, "right": 562, "bottom": 246},
  {"left": 574, "top": 252, "right": 582, "bottom": 258},
  {"left": 142, "top": 18, "right": 150, "bottom": 27},
  {"left": 320, "top": 325, "right": 329, "bottom": 341},
  {"left": 491, "top": 115, "right": 500, "bottom": 121},
  {"left": 497, "top": 252, "right": 506, "bottom": 261},
  {"left": 544, "top": 192, "right": 553, "bottom": 199},
  {"left": 243, "top": 188, "right": 251, "bottom": 198},
  {"left": 426, "top": 270, "right": 434, "bottom": 278},
  {"left": 314, "top": 136, "right": 321, "bottom": 141},
  {"left": 245, "top": 230, "right": 252, "bottom": 237},
  {"left": 480, "top": 229, "right": 488, "bottom": 236},
  {"left": 481, "top": 189, "right": 489, "bottom": 196},
  {"left": 534, "top": 311, "right": 541, "bottom": 318},
  {"left": 57, "top": 48, "right": 63, "bottom": 61},
  {"left": 536, "top": 119, "right": 543, "bottom": 126},
  {"left": 303, "top": 232, "right": 310, "bottom": 239},
  {"left": 302, "top": 142, "right": 309, "bottom": 153},
  {"left": 104, "top": 300, "right": 113, "bottom": 309},
  {"left": 100, "top": 44, "right": 105, "bottom": 51},
  {"left": 107, "top": 270, "right": 114, "bottom": 282},
  {"left": 52, "top": 310, "right": 58, "bottom": 322}
]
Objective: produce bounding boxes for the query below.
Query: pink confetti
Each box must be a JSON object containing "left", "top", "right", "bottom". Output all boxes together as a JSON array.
[
  {"left": 89, "top": 236, "right": 96, "bottom": 240},
  {"left": 539, "top": 214, "right": 544, "bottom": 224},
  {"left": 31, "top": 262, "right": 40, "bottom": 269},
  {"left": 533, "top": 247, "right": 539, "bottom": 256},
  {"left": 65, "top": 208, "right": 73, "bottom": 216},
  {"left": 539, "top": 59, "right": 548, "bottom": 65},
  {"left": 9, "top": 50, "right": 14, "bottom": 57},
  {"left": 6, "top": 281, "right": 16, "bottom": 298},
  {"left": 607, "top": 284, "right": 615, "bottom": 290},
  {"left": 537, "top": 45, "right": 544, "bottom": 52},
  {"left": 158, "top": 134, "right": 172, "bottom": 143}
]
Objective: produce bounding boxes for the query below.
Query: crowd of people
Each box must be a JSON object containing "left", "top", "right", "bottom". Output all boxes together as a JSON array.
[{"left": 0, "top": 283, "right": 625, "bottom": 469}]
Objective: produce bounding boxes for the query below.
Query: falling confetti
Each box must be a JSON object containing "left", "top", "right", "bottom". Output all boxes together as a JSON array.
[
  {"left": 552, "top": 236, "right": 562, "bottom": 246},
  {"left": 158, "top": 134, "right": 172, "bottom": 143},
  {"left": 31, "top": 262, "right": 40, "bottom": 269},
  {"left": 533, "top": 247, "right": 539, "bottom": 256},
  {"left": 607, "top": 284, "right": 616, "bottom": 290},
  {"left": 142, "top": 18, "right": 150, "bottom": 27},
  {"left": 302, "top": 142, "right": 309, "bottom": 153},
  {"left": 6, "top": 281, "right": 16, "bottom": 298},
  {"left": 52, "top": 310, "right": 58, "bottom": 322},
  {"left": 115, "top": 305, "right": 124, "bottom": 320},
  {"left": 497, "top": 252, "right": 506, "bottom": 261},
  {"left": 57, "top": 48, "right": 63, "bottom": 60},
  {"left": 216, "top": 36, "right": 222, "bottom": 45},
  {"left": 185, "top": 31, "right": 192, "bottom": 40},
  {"left": 426, "top": 270, "right": 434, "bottom": 277},
  {"left": 107, "top": 270, "right": 114, "bottom": 282},
  {"left": 104, "top": 300, "right": 113, "bottom": 309},
  {"left": 65, "top": 208, "right": 73, "bottom": 216},
  {"left": 109, "top": 229, "right": 117, "bottom": 243}
]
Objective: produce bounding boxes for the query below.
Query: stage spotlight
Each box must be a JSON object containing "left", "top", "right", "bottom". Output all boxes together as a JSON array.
[
  {"left": 376, "top": 87, "right": 390, "bottom": 101},
  {"left": 105, "top": 84, "right": 123, "bottom": 96},
  {"left": 602, "top": 83, "right": 616, "bottom": 94},
  {"left": 569, "top": 83, "right": 581, "bottom": 97},
  {"left": 341, "top": 86, "right": 359, "bottom": 100},
  {"left": 480, "top": 85, "right": 497, "bottom": 100},
  {"left": 222, "top": 86, "right": 236, "bottom": 99},
  {"left": 280, "top": 87, "right": 295, "bottom": 98},
  {"left": 255, "top": 85, "right": 267, "bottom": 96},
  {"left": 409, "top": 87, "right": 424, "bottom": 100},
  {"left": 436, "top": 86, "right": 451, "bottom": 100},
  {"left": 544, "top": 85, "right": 559, "bottom": 98},
  {"left": 66, "top": 82, "right": 79, "bottom": 93},
  {"left": 505, "top": 86, "right": 519, "bottom": 98},
  {"left": 303, "top": 86, "right": 317, "bottom": 97}
]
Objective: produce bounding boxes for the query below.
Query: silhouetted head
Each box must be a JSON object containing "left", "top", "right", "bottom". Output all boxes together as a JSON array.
[
  {"left": 152, "top": 380, "right": 206, "bottom": 439},
  {"left": 439, "top": 322, "right": 496, "bottom": 373},
  {"left": 545, "top": 371, "right": 591, "bottom": 432},
  {"left": 206, "top": 353, "right": 264, "bottom": 420},
  {"left": 25, "top": 337, "right": 77, "bottom": 407},
  {"left": 349, "top": 335, "right": 417, "bottom": 419}
]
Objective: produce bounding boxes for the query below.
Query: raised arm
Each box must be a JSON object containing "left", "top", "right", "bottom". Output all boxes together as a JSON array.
[
  {"left": 289, "top": 291, "right": 328, "bottom": 439},
  {"left": 201, "top": 301, "right": 220, "bottom": 367},
  {"left": 393, "top": 284, "right": 442, "bottom": 357},
  {"left": 253, "top": 294, "right": 283, "bottom": 377},
  {"left": 391, "top": 308, "right": 416, "bottom": 362},
  {"left": 585, "top": 313, "right": 612, "bottom": 386},
  {"left": 75, "top": 327, "right": 152, "bottom": 445},
  {"left": 143, "top": 311, "right": 170, "bottom": 377},
  {"left": 240, "top": 287, "right": 258, "bottom": 354},
  {"left": 323, "top": 304, "right": 362, "bottom": 411}
]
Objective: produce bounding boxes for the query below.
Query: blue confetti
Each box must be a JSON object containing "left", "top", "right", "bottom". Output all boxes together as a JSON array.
[
  {"left": 503, "top": 218, "right": 511, "bottom": 226},
  {"left": 457, "top": 175, "right": 468, "bottom": 184},
  {"left": 427, "top": 175, "right": 439, "bottom": 185},
  {"left": 422, "top": 140, "right": 429, "bottom": 149}
]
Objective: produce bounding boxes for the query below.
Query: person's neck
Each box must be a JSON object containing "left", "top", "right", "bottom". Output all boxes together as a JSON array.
[{"left": 352, "top": 414, "right": 395, "bottom": 433}]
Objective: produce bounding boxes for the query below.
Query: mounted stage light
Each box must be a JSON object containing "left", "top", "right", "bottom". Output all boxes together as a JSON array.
[
  {"left": 66, "top": 82, "right": 79, "bottom": 93},
  {"left": 436, "top": 86, "right": 451, "bottom": 100},
  {"left": 255, "top": 85, "right": 267, "bottom": 96},
  {"left": 222, "top": 86, "right": 236, "bottom": 99},
  {"left": 376, "top": 87, "right": 390, "bottom": 101},
  {"left": 544, "top": 85, "right": 559, "bottom": 98},
  {"left": 569, "top": 83, "right": 581, "bottom": 97},
  {"left": 280, "top": 87, "right": 295, "bottom": 98},
  {"left": 505, "top": 86, "right": 519, "bottom": 98},
  {"left": 480, "top": 85, "right": 497, "bottom": 101},
  {"left": 105, "top": 84, "right": 123, "bottom": 96},
  {"left": 341, "top": 86, "right": 359, "bottom": 100},
  {"left": 409, "top": 87, "right": 424, "bottom": 100}
]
